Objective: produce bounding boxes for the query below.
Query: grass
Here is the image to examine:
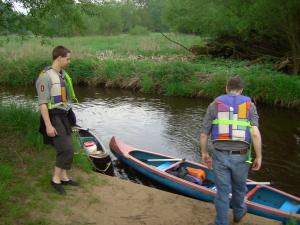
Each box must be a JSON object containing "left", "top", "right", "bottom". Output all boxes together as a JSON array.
[
  {"left": 1, "top": 33, "right": 300, "bottom": 109},
  {"left": 285, "top": 218, "right": 298, "bottom": 225},
  {"left": 0, "top": 103, "right": 94, "bottom": 224},
  {"left": 0, "top": 33, "right": 203, "bottom": 56}
]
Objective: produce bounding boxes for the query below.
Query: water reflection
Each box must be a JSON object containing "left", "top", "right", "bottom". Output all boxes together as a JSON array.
[{"left": 1, "top": 86, "right": 299, "bottom": 196}]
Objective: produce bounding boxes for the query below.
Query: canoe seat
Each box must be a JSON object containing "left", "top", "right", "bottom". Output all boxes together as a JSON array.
[
  {"left": 157, "top": 162, "right": 172, "bottom": 171},
  {"left": 280, "top": 201, "right": 300, "bottom": 213},
  {"left": 80, "top": 136, "right": 95, "bottom": 143}
]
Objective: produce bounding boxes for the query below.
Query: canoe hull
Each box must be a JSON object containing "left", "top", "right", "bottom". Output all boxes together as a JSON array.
[
  {"left": 77, "top": 128, "right": 114, "bottom": 176},
  {"left": 114, "top": 150, "right": 214, "bottom": 202},
  {"left": 110, "top": 136, "right": 300, "bottom": 224}
]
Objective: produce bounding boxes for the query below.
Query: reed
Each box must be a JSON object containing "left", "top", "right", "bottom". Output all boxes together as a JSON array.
[{"left": 1, "top": 34, "right": 300, "bottom": 109}]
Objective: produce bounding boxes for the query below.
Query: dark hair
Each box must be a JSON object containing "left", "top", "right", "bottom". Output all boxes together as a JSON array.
[
  {"left": 52, "top": 46, "right": 71, "bottom": 60},
  {"left": 226, "top": 76, "right": 244, "bottom": 91}
]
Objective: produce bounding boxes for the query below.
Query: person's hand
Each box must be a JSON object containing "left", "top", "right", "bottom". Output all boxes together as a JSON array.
[
  {"left": 46, "top": 125, "right": 57, "bottom": 137},
  {"left": 251, "top": 157, "right": 262, "bottom": 171},
  {"left": 202, "top": 152, "right": 212, "bottom": 169}
]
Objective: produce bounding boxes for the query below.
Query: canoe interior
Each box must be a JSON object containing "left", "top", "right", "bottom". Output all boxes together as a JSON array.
[
  {"left": 78, "top": 129, "right": 114, "bottom": 175},
  {"left": 249, "top": 187, "right": 300, "bottom": 214},
  {"left": 129, "top": 150, "right": 260, "bottom": 191},
  {"left": 130, "top": 150, "right": 216, "bottom": 188},
  {"left": 78, "top": 129, "right": 104, "bottom": 153},
  {"left": 129, "top": 150, "right": 177, "bottom": 167},
  {"left": 129, "top": 150, "right": 300, "bottom": 215}
]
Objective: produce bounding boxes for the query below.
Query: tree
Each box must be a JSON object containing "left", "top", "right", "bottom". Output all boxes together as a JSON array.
[
  {"left": 0, "top": 1, "right": 27, "bottom": 35},
  {"left": 26, "top": 0, "right": 85, "bottom": 36},
  {"left": 145, "top": 0, "right": 168, "bottom": 32},
  {"left": 165, "top": 0, "right": 300, "bottom": 74}
]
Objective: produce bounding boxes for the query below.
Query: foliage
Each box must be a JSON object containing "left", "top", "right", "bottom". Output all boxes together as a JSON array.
[
  {"left": 285, "top": 217, "right": 297, "bottom": 225},
  {"left": 129, "top": 25, "right": 149, "bottom": 35},
  {"left": 145, "top": 0, "right": 168, "bottom": 32},
  {"left": 165, "top": 0, "right": 300, "bottom": 74},
  {"left": 0, "top": 103, "right": 93, "bottom": 224},
  {"left": 80, "top": 1, "right": 123, "bottom": 35},
  {"left": 1, "top": 34, "right": 300, "bottom": 108},
  {"left": 0, "top": 1, "right": 28, "bottom": 35},
  {"left": 2, "top": 0, "right": 168, "bottom": 36},
  {"left": 0, "top": 103, "right": 43, "bottom": 148},
  {"left": 72, "top": 133, "right": 93, "bottom": 173},
  {"left": 27, "top": 0, "right": 85, "bottom": 36},
  {"left": 2, "top": 0, "right": 300, "bottom": 74}
]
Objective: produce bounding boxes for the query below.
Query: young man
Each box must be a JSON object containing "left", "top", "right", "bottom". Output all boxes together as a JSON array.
[
  {"left": 200, "top": 76, "right": 262, "bottom": 225},
  {"left": 36, "top": 46, "right": 79, "bottom": 195}
]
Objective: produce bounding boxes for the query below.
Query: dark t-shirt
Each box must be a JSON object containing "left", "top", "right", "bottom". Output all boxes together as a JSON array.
[{"left": 200, "top": 94, "right": 259, "bottom": 151}]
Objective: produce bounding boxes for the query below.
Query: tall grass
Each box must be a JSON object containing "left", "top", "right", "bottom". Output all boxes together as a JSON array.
[
  {"left": 0, "top": 103, "right": 43, "bottom": 148},
  {"left": 0, "top": 103, "right": 92, "bottom": 224},
  {"left": 1, "top": 34, "right": 300, "bottom": 109}
]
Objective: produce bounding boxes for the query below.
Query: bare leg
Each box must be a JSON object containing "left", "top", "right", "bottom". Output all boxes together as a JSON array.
[
  {"left": 52, "top": 166, "right": 63, "bottom": 183},
  {"left": 61, "top": 169, "right": 70, "bottom": 181}
]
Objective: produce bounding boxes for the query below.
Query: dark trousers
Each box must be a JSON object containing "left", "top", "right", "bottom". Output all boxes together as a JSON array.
[{"left": 39, "top": 109, "right": 74, "bottom": 170}]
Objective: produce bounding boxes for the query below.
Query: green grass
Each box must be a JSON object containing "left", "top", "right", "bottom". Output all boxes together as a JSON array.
[
  {"left": 72, "top": 133, "right": 94, "bottom": 173},
  {"left": 0, "top": 103, "right": 93, "bottom": 224},
  {"left": 0, "top": 33, "right": 203, "bottom": 56},
  {"left": 1, "top": 33, "right": 300, "bottom": 109},
  {"left": 286, "top": 218, "right": 297, "bottom": 225}
]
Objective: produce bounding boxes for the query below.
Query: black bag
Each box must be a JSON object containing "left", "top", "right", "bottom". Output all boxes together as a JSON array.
[
  {"left": 167, "top": 165, "right": 203, "bottom": 184},
  {"left": 67, "top": 108, "right": 77, "bottom": 127}
]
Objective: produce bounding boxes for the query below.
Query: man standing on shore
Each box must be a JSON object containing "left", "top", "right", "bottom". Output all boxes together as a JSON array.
[
  {"left": 36, "top": 46, "right": 79, "bottom": 195},
  {"left": 200, "top": 76, "right": 262, "bottom": 225}
]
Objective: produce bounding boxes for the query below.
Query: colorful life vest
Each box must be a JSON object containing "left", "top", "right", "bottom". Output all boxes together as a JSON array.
[
  {"left": 211, "top": 94, "right": 252, "bottom": 144},
  {"left": 41, "top": 67, "right": 78, "bottom": 110}
]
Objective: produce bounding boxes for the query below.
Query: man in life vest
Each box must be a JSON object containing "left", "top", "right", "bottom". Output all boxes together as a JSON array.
[
  {"left": 200, "top": 76, "right": 262, "bottom": 225},
  {"left": 36, "top": 46, "right": 79, "bottom": 195}
]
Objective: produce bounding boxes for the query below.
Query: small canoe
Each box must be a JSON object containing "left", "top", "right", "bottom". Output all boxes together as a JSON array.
[
  {"left": 109, "top": 136, "right": 300, "bottom": 224},
  {"left": 75, "top": 127, "right": 114, "bottom": 175}
]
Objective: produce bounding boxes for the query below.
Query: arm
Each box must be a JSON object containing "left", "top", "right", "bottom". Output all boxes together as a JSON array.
[
  {"left": 39, "top": 104, "right": 57, "bottom": 137},
  {"left": 199, "top": 103, "right": 214, "bottom": 169},
  {"left": 36, "top": 73, "right": 57, "bottom": 137},
  {"left": 251, "top": 126, "right": 262, "bottom": 171},
  {"left": 200, "top": 133, "right": 212, "bottom": 169}
]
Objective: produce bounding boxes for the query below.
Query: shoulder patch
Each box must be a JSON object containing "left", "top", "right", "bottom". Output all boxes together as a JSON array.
[{"left": 40, "top": 84, "right": 45, "bottom": 92}]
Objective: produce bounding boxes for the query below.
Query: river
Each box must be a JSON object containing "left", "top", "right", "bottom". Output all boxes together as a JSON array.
[{"left": 1, "top": 86, "right": 299, "bottom": 197}]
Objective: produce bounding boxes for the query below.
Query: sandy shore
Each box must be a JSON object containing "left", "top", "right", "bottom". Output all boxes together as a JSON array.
[{"left": 41, "top": 169, "right": 280, "bottom": 225}]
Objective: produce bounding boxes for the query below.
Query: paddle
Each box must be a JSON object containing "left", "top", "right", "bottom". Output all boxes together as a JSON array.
[
  {"left": 146, "top": 158, "right": 185, "bottom": 162},
  {"left": 246, "top": 181, "right": 271, "bottom": 185}
]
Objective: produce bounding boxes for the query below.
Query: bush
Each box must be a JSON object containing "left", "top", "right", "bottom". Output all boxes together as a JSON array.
[{"left": 129, "top": 26, "right": 150, "bottom": 36}]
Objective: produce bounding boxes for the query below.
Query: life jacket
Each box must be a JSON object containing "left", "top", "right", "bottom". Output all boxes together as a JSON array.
[
  {"left": 186, "top": 167, "right": 206, "bottom": 181},
  {"left": 40, "top": 67, "right": 78, "bottom": 110},
  {"left": 211, "top": 94, "right": 252, "bottom": 144}
]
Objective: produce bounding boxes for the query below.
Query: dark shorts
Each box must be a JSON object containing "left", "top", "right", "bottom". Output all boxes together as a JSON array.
[{"left": 51, "top": 114, "right": 74, "bottom": 170}]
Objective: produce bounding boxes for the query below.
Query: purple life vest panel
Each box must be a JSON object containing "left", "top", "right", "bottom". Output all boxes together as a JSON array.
[{"left": 211, "top": 94, "right": 252, "bottom": 144}]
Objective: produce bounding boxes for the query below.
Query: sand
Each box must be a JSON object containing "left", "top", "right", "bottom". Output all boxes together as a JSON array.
[{"left": 43, "top": 169, "right": 280, "bottom": 225}]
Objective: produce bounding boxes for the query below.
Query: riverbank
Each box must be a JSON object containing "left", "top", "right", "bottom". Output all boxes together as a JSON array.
[
  {"left": 0, "top": 106, "right": 281, "bottom": 225},
  {"left": 1, "top": 34, "right": 300, "bottom": 109},
  {"left": 43, "top": 169, "right": 282, "bottom": 225}
]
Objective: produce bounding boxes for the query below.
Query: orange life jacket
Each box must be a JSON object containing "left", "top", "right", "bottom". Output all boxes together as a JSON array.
[{"left": 186, "top": 167, "right": 206, "bottom": 181}]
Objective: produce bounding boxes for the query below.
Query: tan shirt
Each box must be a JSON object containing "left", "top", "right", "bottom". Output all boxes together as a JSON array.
[{"left": 36, "top": 68, "right": 70, "bottom": 111}]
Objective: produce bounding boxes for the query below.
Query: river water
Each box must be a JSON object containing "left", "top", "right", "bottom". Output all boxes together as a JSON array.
[{"left": 1, "top": 86, "right": 299, "bottom": 197}]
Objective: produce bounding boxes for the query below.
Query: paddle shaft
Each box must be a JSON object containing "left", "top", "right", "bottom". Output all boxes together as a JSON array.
[
  {"left": 147, "top": 158, "right": 183, "bottom": 162},
  {"left": 246, "top": 181, "right": 271, "bottom": 185}
]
